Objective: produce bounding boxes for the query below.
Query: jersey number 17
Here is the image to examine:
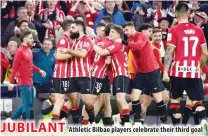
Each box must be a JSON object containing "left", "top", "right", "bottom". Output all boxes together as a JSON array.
[{"left": 182, "top": 36, "right": 199, "bottom": 57}]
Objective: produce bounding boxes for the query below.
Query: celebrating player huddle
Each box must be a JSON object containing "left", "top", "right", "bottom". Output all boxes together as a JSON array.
[{"left": 8, "top": 3, "right": 208, "bottom": 126}]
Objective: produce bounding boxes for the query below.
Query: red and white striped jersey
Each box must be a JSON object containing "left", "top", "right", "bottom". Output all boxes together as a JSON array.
[
  {"left": 39, "top": 8, "right": 65, "bottom": 38},
  {"left": 106, "top": 42, "right": 129, "bottom": 78},
  {"left": 68, "top": 35, "right": 93, "bottom": 78},
  {"left": 91, "top": 37, "right": 114, "bottom": 79},
  {"left": 53, "top": 34, "right": 71, "bottom": 78},
  {"left": 167, "top": 22, "right": 207, "bottom": 78}
]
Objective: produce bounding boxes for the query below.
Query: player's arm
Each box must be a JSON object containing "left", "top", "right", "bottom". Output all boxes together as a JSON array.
[
  {"left": 153, "top": 49, "right": 164, "bottom": 72},
  {"left": 9, "top": 50, "right": 23, "bottom": 85},
  {"left": 200, "top": 52, "right": 208, "bottom": 69},
  {"left": 164, "top": 44, "right": 175, "bottom": 73},
  {"left": 201, "top": 44, "right": 208, "bottom": 56},
  {"left": 66, "top": 48, "right": 88, "bottom": 58},
  {"left": 127, "top": 34, "right": 148, "bottom": 50},
  {"left": 93, "top": 45, "right": 110, "bottom": 56},
  {"left": 55, "top": 47, "right": 73, "bottom": 60}
]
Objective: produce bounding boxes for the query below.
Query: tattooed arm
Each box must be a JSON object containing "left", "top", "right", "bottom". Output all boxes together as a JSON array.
[{"left": 163, "top": 44, "right": 175, "bottom": 82}]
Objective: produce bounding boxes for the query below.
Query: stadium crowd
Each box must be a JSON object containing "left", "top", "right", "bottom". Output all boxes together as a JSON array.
[{"left": 1, "top": 0, "right": 208, "bottom": 125}]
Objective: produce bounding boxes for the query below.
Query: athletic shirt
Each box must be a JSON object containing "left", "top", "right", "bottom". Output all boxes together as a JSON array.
[
  {"left": 53, "top": 34, "right": 71, "bottom": 78},
  {"left": 68, "top": 35, "right": 93, "bottom": 78},
  {"left": 167, "top": 22, "right": 207, "bottom": 78}
]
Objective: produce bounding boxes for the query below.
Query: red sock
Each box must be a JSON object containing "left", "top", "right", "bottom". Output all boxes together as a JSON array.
[
  {"left": 62, "top": 105, "right": 70, "bottom": 113},
  {"left": 86, "top": 104, "right": 93, "bottom": 110},
  {"left": 52, "top": 114, "right": 60, "bottom": 119},
  {"left": 71, "top": 106, "right": 79, "bottom": 110},
  {"left": 81, "top": 119, "right": 89, "bottom": 125}
]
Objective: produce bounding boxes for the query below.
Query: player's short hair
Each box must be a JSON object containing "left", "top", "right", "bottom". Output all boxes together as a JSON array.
[
  {"left": 111, "top": 25, "right": 123, "bottom": 36},
  {"left": 123, "top": 22, "right": 134, "bottom": 28},
  {"left": 61, "top": 19, "right": 73, "bottom": 31},
  {"left": 96, "top": 22, "right": 106, "bottom": 29},
  {"left": 153, "top": 28, "right": 162, "bottom": 34},
  {"left": 17, "top": 7, "right": 26, "bottom": 13},
  {"left": 175, "top": 3, "right": 189, "bottom": 13},
  {"left": 17, "top": 20, "right": 29, "bottom": 27},
  {"left": 72, "top": 20, "right": 86, "bottom": 34},
  {"left": 105, "top": 23, "right": 115, "bottom": 36},
  {"left": 101, "top": 16, "right": 113, "bottom": 24},
  {"left": 20, "top": 30, "right": 32, "bottom": 42},
  {"left": 75, "top": 14, "right": 86, "bottom": 23},
  {"left": 138, "top": 23, "right": 153, "bottom": 32}
]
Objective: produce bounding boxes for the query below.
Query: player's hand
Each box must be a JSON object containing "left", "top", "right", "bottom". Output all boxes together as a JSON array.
[
  {"left": 39, "top": 70, "right": 46, "bottom": 77},
  {"left": 8, "top": 84, "right": 14, "bottom": 91},
  {"left": 163, "top": 72, "right": 170, "bottom": 82},
  {"left": 97, "top": 42, "right": 104, "bottom": 47}
]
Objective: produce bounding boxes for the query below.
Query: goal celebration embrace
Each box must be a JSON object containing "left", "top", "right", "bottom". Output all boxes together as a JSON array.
[{"left": 1, "top": 0, "right": 208, "bottom": 135}]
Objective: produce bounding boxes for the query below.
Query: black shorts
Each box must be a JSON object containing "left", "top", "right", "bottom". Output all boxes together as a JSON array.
[
  {"left": 68, "top": 77, "right": 91, "bottom": 94},
  {"left": 53, "top": 78, "right": 71, "bottom": 94},
  {"left": 90, "top": 76, "right": 111, "bottom": 95},
  {"left": 133, "top": 69, "right": 163, "bottom": 94},
  {"left": 112, "top": 76, "right": 130, "bottom": 96},
  {"left": 170, "top": 77, "right": 204, "bottom": 101}
]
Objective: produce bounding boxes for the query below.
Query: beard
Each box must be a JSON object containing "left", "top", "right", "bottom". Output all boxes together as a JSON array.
[
  {"left": 70, "top": 31, "right": 80, "bottom": 40},
  {"left": 27, "top": 41, "right": 33, "bottom": 48}
]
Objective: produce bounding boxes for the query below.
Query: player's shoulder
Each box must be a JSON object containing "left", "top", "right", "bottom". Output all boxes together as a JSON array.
[
  {"left": 82, "top": 35, "right": 92, "bottom": 43},
  {"left": 57, "top": 34, "right": 69, "bottom": 45}
]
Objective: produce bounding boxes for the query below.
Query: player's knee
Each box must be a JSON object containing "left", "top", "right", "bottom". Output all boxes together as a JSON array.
[{"left": 131, "top": 89, "right": 141, "bottom": 101}]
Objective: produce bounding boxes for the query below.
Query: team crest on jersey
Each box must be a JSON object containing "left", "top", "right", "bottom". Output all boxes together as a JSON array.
[
  {"left": 60, "top": 39, "right": 66, "bottom": 45},
  {"left": 167, "top": 33, "right": 172, "bottom": 41}
]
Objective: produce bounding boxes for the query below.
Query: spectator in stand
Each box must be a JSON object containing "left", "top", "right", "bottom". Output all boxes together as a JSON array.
[
  {"left": 115, "top": 0, "right": 130, "bottom": 12},
  {"left": 2, "top": 7, "right": 36, "bottom": 47},
  {"left": 1, "top": 0, "right": 15, "bottom": 37},
  {"left": 152, "top": 1, "right": 168, "bottom": 27},
  {"left": 32, "top": 38, "right": 55, "bottom": 97},
  {"left": 75, "top": 14, "right": 96, "bottom": 38},
  {"left": 2, "top": 41, "right": 18, "bottom": 84},
  {"left": 68, "top": 0, "right": 97, "bottom": 29},
  {"left": 39, "top": 0, "right": 65, "bottom": 40},
  {"left": 157, "top": 17, "right": 170, "bottom": 51},
  {"left": 131, "top": 0, "right": 153, "bottom": 31},
  {"left": 94, "top": 0, "right": 125, "bottom": 30},
  {"left": 115, "top": 0, "right": 132, "bottom": 21},
  {"left": 1, "top": 51, "right": 10, "bottom": 83},
  {"left": 9, "top": 20, "right": 39, "bottom": 47}
]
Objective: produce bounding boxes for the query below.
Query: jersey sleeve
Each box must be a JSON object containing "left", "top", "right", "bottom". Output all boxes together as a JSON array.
[
  {"left": 167, "top": 27, "right": 177, "bottom": 47},
  {"left": 56, "top": 38, "right": 69, "bottom": 48},
  {"left": 106, "top": 43, "right": 122, "bottom": 54},
  {"left": 10, "top": 50, "right": 23, "bottom": 84}
]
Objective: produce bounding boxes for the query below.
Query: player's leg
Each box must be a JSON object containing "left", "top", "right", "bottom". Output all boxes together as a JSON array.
[
  {"left": 182, "top": 96, "right": 193, "bottom": 125},
  {"left": 102, "top": 93, "right": 112, "bottom": 125},
  {"left": 149, "top": 69, "right": 167, "bottom": 124},
  {"left": 140, "top": 94, "right": 153, "bottom": 123},
  {"left": 131, "top": 72, "right": 143, "bottom": 123},
  {"left": 52, "top": 78, "right": 68, "bottom": 120},
  {"left": 101, "top": 77, "right": 113, "bottom": 125},
  {"left": 78, "top": 77, "right": 96, "bottom": 124},
  {"left": 114, "top": 76, "right": 130, "bottom": 124},
  {"left": 186, "top": 78, "right": 206, "bottom": 125},
  {"left": 11, "top": 85, "right": 32, "bottom": 120},
  {"left": 169, "top": 77, "right": 183, "bottom": 125},
  {"left": 59, "top": 97, "right": 72, "bottom": 119}
]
